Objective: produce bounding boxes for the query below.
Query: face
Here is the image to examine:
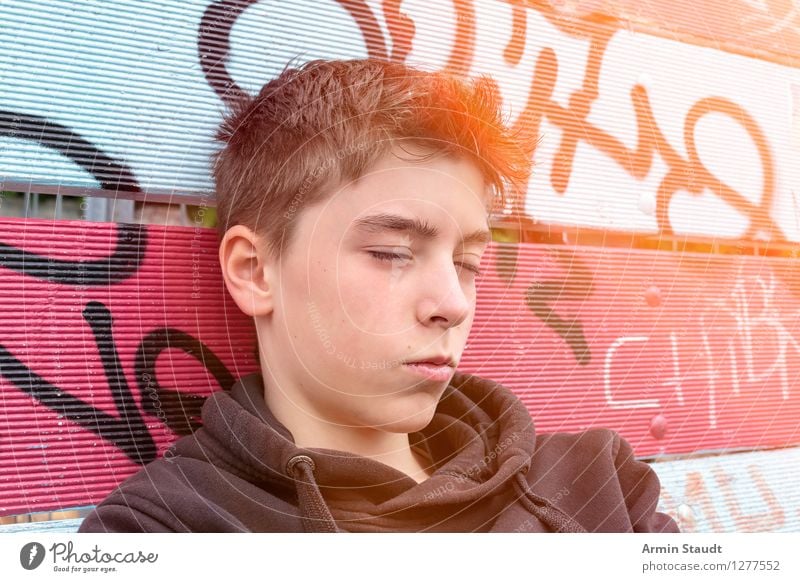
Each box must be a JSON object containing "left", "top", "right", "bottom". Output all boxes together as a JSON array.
[{"left": 264, "top": 144, "right": 491, "bottom": 435}]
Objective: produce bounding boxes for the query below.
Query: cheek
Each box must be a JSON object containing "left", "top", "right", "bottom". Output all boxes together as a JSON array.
[
  {"left": 330, "top": 256, "right": 381, "bottom": 306},
  {"left": 281, "top": 258, "right": 336, "bottom": 332},
  {"left": 458, "top": 308, "right": 477, "bottom": 337},
  {"left": 342, "top": 283, "right": 394, "bottom": 332},
  {"left": 303, "top": 260, "right": 380, "bottom": 331}
]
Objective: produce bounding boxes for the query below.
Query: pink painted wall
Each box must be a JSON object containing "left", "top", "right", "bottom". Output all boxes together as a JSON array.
[{"left": 2, "top": 217, "right": 798, "bottom": 517}]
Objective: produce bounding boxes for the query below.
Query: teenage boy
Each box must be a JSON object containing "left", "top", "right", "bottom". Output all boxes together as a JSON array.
[{"left": 79, "top": 58, "right": 679, "bottom": 533}]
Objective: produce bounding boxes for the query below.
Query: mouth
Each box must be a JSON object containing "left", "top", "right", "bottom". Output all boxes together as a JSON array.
[
  {"left": 402, "top": 357, "right": 455, "bottom": 382},
  {"left": 404, "top": 355, "right": 455, "bottom": 367}
]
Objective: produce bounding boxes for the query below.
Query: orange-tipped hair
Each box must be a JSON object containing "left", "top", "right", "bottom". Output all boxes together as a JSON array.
[{"left": 210, "top": 57, "right": 536, "bottom": 258}]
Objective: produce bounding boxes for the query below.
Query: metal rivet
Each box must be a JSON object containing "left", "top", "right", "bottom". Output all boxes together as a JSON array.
[
  {"left": 286, "top": 454, "right": 315, "bottom": 477},
  {"left": 644, "top": 285, "right": 661, "bottom": 307},
  {"left": 649, "top": 414, "right": 668, "bottom": 440}
]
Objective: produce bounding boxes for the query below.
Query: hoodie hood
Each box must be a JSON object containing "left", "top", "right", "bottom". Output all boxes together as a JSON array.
[{"left": 175, "top": 370, "right": 586, "bottom": 533}]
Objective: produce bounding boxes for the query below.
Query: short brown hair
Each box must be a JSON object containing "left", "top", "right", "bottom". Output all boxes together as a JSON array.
[{"left": 211, "top": 57, "right": 535, "bottom": 258}]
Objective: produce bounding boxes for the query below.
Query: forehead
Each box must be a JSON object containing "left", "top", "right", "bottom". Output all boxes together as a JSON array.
[
  {"left": 351, "top": 212, "right": 491, "bottom": 245},
  {"left": 324, "top": 146, "right": 491, "bottom": 235}
]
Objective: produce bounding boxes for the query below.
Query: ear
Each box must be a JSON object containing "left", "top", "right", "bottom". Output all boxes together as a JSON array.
[{"left": 218, "top": 225, "right": 275, "bottom": 317}]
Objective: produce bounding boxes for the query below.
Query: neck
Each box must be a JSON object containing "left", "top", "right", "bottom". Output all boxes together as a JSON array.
[{"left": 261, "top": 377, "right": 434, "bottom": 484}]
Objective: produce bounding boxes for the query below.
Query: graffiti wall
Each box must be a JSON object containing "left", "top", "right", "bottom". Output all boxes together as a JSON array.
[
  {"left": 0, "top": 218, "right": 259, "bottom": 515},
  {"left": 1, "top": 0, "right": 799, "bottom": 244},
  {"left": 1, "top": 0, "right": 799, "bottom": 531},
  {"left": 1, "top": 218, "right": 799, "bottom": 528},
  {"left": 474, "top": 245, "right": 800, "bottom": 453}
]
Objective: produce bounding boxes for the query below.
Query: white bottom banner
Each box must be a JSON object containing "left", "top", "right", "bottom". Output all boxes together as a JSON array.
[{"left": 1, "top": 533, "right": 798, "bottom": 581}]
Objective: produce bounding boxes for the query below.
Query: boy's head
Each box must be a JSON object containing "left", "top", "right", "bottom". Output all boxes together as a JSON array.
[{"left": 212, "top": 57, "right": 533, "bottom": 437}]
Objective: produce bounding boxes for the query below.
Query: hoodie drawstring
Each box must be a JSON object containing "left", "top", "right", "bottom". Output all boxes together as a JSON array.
[
  {"left": 512, "top": 472, "right": 587, "bottom": 533},
  {"left": 286, "top": 455, "right": 341, "bottom": 533}
]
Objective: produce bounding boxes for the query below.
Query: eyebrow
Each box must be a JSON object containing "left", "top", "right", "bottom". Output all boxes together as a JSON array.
[{"left": 352, "top": 213, "right": 492, "bottom": 245}]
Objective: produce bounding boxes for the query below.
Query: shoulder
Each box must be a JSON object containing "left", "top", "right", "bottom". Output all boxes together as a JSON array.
[
  {"left": 532, "top": 426, "right": 622, "bottom": 464},
  {"left": 529, "top": 428, "right": 679, "bottom": 532},
  {"left": 78, "top": 452, "right": 303, "bottom": 533},
  {"left": 531, "top": 426, "right": 653, "bottom": 487},
  {"left": 78, "top": 456, "right": 244, "bottom": 533}
]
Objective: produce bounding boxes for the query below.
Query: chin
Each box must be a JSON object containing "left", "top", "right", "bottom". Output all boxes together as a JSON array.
[
  {"left": 381, "top": 399, "right": 439, "bottom": 433},
  {"left": 382, "top": 418, "right": 434, "bottom": 434}
]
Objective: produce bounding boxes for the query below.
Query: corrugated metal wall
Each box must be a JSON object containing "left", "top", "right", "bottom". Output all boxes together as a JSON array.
[
  {"left": 0, "top": 218, "right": 259, "bottom": 517},
  {"left": 2, "top": 0, "right": 799, "bottom": 239},
  {"left": 1, "top": 0, "right": 799, "bottom": 531}
]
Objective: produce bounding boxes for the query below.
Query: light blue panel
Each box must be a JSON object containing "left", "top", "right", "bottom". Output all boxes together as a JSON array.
[
  {"left": 651, "top": 446, "right": 800, "bottom": 533},
  {"left": 2, "top": 1, "right": 797, "bottom": 237},
  {"left": 0, "top": 518, "right": 83, "bottom": 533},
  {"left": 0, "top": 0, "right": 377, "bottom": 197}
]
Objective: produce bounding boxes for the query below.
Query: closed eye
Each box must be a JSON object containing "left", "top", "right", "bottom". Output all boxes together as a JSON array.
[
  {"left": 368, "top": 251, "right": 481, "bottom": 277},
  {"left": 367, "top": 250, "right": 410, "bottom": 262},
  {"left": 457, "top": 262, "right": 482, "bottom": 276}
]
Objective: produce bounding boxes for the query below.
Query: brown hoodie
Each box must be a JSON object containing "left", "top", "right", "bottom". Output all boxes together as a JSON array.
[{"left": 78, "top": 371, "right": 680, "bottom": 533}]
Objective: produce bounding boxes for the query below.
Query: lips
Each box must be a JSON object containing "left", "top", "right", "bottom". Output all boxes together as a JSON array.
[
  {"left": 403, "top": 361, "right": 455, "bottom": 382},
  {"left": 405, "top": 356, "right": 455, "bottom": 367},
  {"left": 402, "top": 353, "right": 456, "bottom": 382}
]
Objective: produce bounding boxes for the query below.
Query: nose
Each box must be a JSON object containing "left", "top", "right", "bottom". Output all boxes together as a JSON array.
[{"left": 416, "top": 258, "right": 473, "bottom": 328}]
